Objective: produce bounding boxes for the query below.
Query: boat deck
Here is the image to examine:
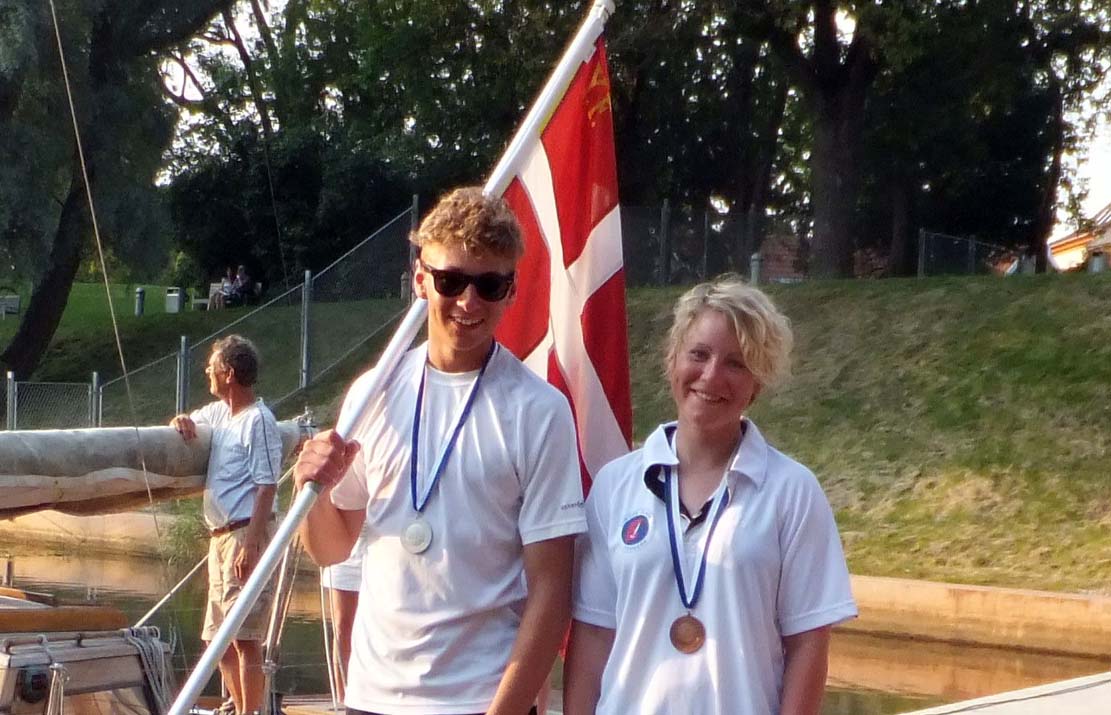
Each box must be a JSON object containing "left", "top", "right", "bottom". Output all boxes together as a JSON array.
[
  {"left": 902, "top": 672, "right": 1111, "bottom": 714},
  {"left": 283, "top": 692, "right": 565, "bottom": 714},
  {"left": 284, "top": 675, "right": 1111, "bottom": 715}
]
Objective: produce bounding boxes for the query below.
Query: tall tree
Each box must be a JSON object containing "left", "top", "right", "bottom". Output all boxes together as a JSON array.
[{"left": 0, "top": 0, "right": 233, "bottom": 378}]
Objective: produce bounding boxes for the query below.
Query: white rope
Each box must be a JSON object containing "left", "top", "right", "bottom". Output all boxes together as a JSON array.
[{"left": 124, "top": 627, "right": 173, "bottom": 713}]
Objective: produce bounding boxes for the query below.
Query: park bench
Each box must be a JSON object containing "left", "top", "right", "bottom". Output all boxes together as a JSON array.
[
  {"left": 191, "top": 282, "right": 222, "bottom": 311},
  {"left": 0, "top": 291, "right": 20, "bottom": 319}
]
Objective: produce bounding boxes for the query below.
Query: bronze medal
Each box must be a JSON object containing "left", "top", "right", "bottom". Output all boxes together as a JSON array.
[{"left": 669, "top": 614, "right": 705, "bottom": 654}]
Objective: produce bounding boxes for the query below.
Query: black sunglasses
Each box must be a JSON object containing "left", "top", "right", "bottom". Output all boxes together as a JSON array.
[{"left": 419, "top": 259, "right": 515, "bottom": 302}]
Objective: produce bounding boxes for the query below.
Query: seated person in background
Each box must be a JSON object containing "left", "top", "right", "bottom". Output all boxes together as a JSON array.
[
  {"left": 211, "top": 267, "right": 235, "bottom": 310},
  {"left": 228, "top": 265, "right": 252, "bottom": 308}
]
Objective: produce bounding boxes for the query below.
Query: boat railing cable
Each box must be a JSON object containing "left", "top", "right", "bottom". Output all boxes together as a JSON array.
[
  {"left": 319, "top": 578, "right": 340, "bottom": 712},
  {"left": 260, "top": 533, "right": 305, "bottom": 715}
]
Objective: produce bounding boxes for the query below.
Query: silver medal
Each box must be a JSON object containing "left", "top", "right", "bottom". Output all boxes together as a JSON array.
[{"left": 402, "top": 519, "right": 433, "bottom": 554}]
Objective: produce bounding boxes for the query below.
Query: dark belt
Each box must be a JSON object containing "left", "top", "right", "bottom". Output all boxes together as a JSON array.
[{"left": 211, "top": 514, "right": 273, "bottom": 537}]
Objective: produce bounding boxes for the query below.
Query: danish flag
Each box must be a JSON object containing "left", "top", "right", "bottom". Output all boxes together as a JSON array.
[{"left": 495, "top": 38, "right": 632, "bottom": 492}]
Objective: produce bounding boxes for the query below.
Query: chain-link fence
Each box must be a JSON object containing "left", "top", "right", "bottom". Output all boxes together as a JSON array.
[
  {"left": 307, "top": 210, "right": 412, "bottom": 386},
  {"left": 622, "top": 203, "right": 730, "bottom": 287},
  {"left": 918, "top": 230, "right": 1020, "bottom": 277},
  {"left": 4, "top": 375, "right": 96, "bottom": 430},
  {"left": 99, "top": 353, "right": 178, "bottom": 427},
  {"left": 619, "top": 202, "right": 807, "bottom": 286},
  {"left": 26, "top": 203, "right": 1023, "bottom": 431},
  {"left": 83, "top": 207, "right": 415, "bottom": 428}
]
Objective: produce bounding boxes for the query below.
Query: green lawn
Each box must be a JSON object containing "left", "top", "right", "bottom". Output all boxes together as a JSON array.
[
  {"left": 629, "top": 275, "right": 1111, "bottom": 594},
  {"left": 12, "top": 274, "right": 1111, "bottom": 593}
]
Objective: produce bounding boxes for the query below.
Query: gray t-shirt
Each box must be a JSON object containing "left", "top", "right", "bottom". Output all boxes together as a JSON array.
[{"left": 191, "top": 399, "right": 281, "bottom": 530}]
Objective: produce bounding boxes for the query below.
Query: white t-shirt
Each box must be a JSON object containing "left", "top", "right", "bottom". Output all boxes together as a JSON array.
[
  {"left": 330, "top": 343, "right": 586, "bottom": 714},
  {"left": 191, "top": 399, "right": 282, "bottom": 531},
  {"left": 321, "top": 524, "right": 370, "bottom": 592},
  {"left": 573, "top": 420, "right": 857, "bottom": 715}
]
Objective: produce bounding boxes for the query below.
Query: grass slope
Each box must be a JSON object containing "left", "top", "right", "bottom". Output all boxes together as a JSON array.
[
  {"left": 629, "top": 275, "right": 1111, "bottom": 593},
  {"left": 17, "top": 276, "right": 1111, "bottom": 592}
]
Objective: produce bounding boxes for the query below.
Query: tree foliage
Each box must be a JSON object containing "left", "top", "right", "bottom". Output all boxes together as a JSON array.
[
  {"left": 3, "top": 0, "right": 1111, "bottom": 377},
  {"left": 0, "top": 0, "right": 233, "bottom": 377}
]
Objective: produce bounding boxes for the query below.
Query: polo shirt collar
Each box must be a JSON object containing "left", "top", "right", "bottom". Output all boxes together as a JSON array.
[{"left": 641, "top": 418, "right": 769, "bottom": 490}]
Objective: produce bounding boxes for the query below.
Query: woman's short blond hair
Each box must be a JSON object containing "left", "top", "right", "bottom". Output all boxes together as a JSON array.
[
  {"left": 665, "top": 275, "right": 793, "bottom": 390},
  {"left": 410, "top": 186, "right": 524, "bottom": 259}
]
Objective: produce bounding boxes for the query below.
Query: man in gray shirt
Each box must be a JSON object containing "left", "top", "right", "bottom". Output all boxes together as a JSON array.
[{"left": 171, "top": 335, "right": 281, "bottom": 715}]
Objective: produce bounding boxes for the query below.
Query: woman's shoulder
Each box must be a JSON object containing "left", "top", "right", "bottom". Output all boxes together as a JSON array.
[
  {"left": 588, "top": 445, "right": 650, "bottom": 505},
  {"left": 760, "top": 441, "right": 833, "bottom": 507}
]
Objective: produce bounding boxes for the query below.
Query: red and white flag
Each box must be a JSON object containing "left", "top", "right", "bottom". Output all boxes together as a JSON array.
[{"left": 495, "top": 38, "right": 632, "bottom": 493}]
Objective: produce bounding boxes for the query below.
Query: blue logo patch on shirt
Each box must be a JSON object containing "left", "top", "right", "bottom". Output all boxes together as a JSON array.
[{"left": 621, "top": 514, "right": 650, "bottom": 546}]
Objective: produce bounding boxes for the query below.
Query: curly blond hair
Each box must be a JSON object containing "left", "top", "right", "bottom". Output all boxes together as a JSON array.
[
  {"left": 664, "top": 275, "right": 793, "bottom": 390},
  {"left": 410, "top": 186, "right": 524, "bottom": 259}
]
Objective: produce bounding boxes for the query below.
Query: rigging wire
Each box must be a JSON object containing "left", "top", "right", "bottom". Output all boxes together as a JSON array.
[
  {"left": 45, "top": 0, "right": 183, "bottom": 665},
  {"left": 223, "top": 9, "right": 292, "bottom": 295}
]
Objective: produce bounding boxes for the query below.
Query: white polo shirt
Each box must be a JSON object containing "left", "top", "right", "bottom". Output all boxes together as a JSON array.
[
  {"left": 191, "top": 399, "right": 281, "bottom": 531},
  {"left": 330, "top": 343, "right": 586, "bottom": 714},
  {"left": 573, "top": 419, "right": 857, "bottom": 715}
]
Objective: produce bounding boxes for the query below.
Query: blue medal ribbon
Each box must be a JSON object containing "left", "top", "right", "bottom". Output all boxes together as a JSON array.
[
  {"left": 409, "top": 343, "right": 496, "bottom": 514},
  {"left": 663, "top": 466, "right": 731, "bottom": 610}
]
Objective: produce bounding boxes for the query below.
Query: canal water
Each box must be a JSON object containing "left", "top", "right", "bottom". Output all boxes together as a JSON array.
[{"left": 4, "top": 543, "right": 1108, "bottom": 714}]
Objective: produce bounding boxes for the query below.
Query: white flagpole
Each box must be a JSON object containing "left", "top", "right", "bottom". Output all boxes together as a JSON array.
[{"left": 168, "top": 2, "right": 616, "bottom": 711}]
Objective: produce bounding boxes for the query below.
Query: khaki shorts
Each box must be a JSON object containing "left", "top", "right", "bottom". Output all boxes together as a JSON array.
[{"left": 202, "top": 521, "right": 277, "bottom": 642}]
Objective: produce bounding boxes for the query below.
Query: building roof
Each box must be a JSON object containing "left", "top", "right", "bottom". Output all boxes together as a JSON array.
[{"left": 1049, "top": 199, "right": 1111, "bottom": 254}]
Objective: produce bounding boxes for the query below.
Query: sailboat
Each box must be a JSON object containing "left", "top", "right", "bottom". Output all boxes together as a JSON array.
[{"left": 0, "top": 418, "right": 312, "bottom": 715}]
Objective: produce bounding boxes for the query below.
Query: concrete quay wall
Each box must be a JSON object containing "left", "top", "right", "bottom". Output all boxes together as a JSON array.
[{"left": 844, "top": 575, "right": 1111, "bottom": 658}]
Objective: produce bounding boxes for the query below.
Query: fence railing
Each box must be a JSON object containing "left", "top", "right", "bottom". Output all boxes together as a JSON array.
[
  {"left": 4, "top": 371, "right": 99, "bottom": 430},
  {"left": 2, "top": 207, "right": 415, "bottom": 431},
  {"left": 6, "top": 206, "right": 1039, "bottom": 431},
  {"left": 917, "top": 229, "right": 1021, "bottom": 277}
]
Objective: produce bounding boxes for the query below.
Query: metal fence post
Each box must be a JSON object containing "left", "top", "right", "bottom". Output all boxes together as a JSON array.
[
  {"left": 967, "top": 237, "right": 976, "bottom": 274},
  {"left": 88, "top": 372, "right": 98, "bottom": 427},
  {"left": 176, "top": 336, "right": 190, "bottom": 416},
  {"left": 91, "top": 371, "right": 102, "bottom": 427},
  {"left": 5, "top": 371, "right": 14, "bottom": 430},
  {"left": 917, "top": 229, "right": 927, "bottom": 278},
  {"left": 751, "top": 252, "right": 763, "bottom": 285},
  {"left": 300, "top": 269, "right": 312, "bottom": 390},
  {"left": 659, "top": 199, "right": 671, "bottom": 285}
]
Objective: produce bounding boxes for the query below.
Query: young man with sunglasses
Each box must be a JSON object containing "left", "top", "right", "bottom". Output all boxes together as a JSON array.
[{"left": 294, "top": 187, "right": 586, "bottom": 715}]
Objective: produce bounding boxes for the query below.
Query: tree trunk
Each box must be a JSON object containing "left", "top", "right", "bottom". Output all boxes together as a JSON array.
[
  {"left": 1, "top": 174, "right": 87, "bottom": 379},
  {"left": 810, "top": 96, "right": 861, "bottom": 278},
  {"left": 1032, "top": 81, "right": 1064, "bottom": 273},
  {"left": 757, "top": 2, "right": 876, "bottom": 279},
  {"left": 888, "top": 178, "right": 913, "bottom": 276}
]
